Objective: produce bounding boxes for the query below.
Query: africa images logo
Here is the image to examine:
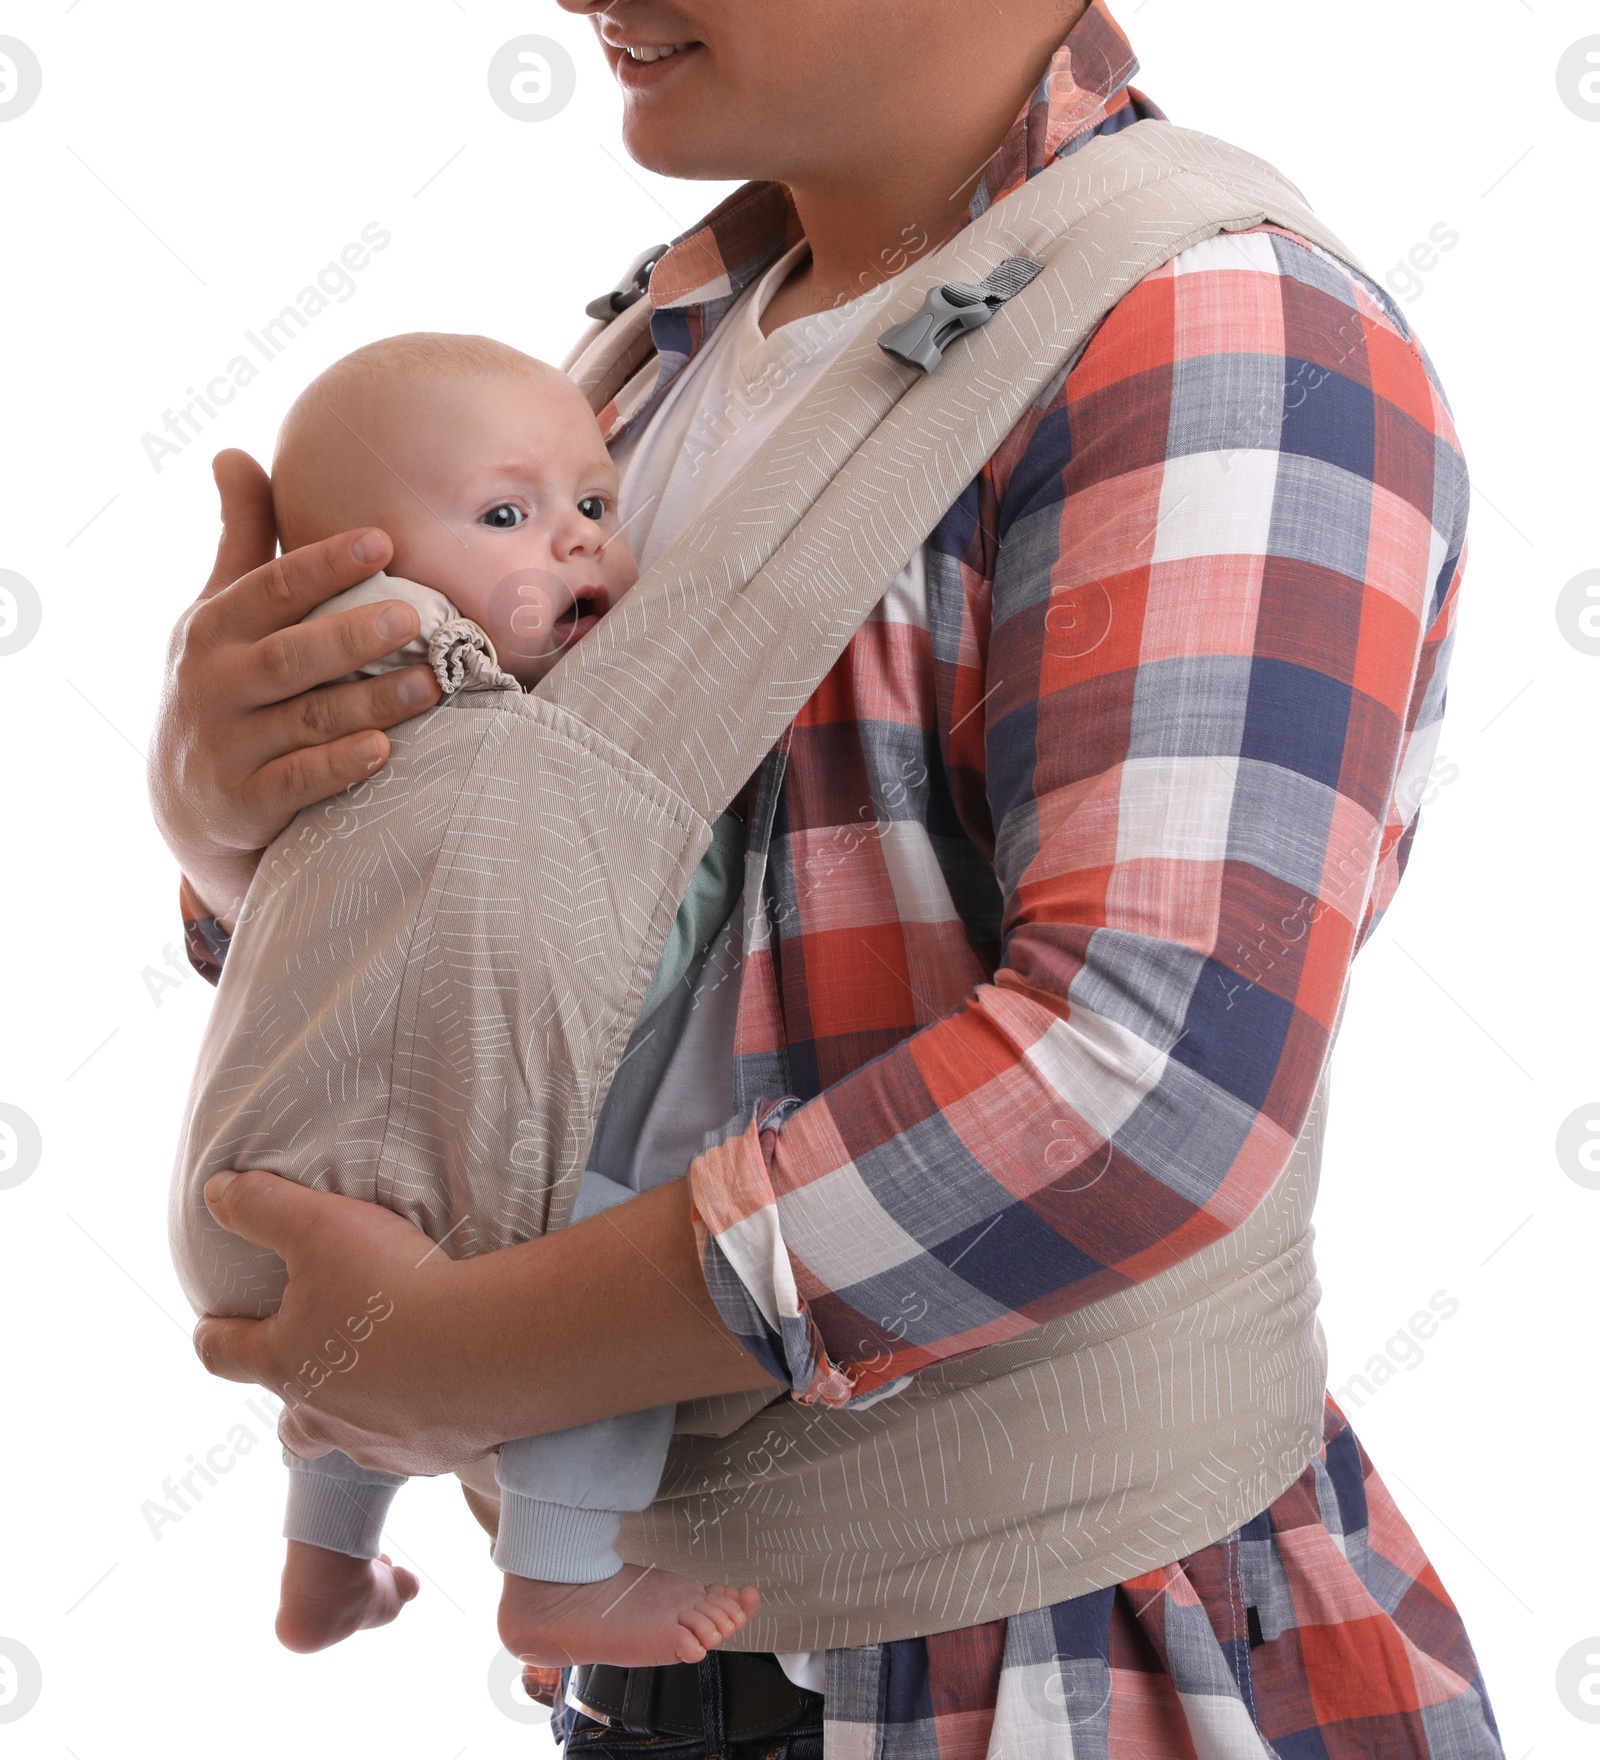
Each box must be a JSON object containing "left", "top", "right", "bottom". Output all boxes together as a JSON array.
[
  {"left": 488, "top": 36, "right": 577, "bottom": 122},
  {"left": 0, "top": 1104, "right": 42, "bottom": 1191},
  {"left": 0, "top": 573, "right": 42, "bottom": 658},
  {"left": 0, "top": 1638, "right": 42, "bottom": 1724},
  {"left": 1556, "top": 37, "right": 1600, "bottom": 121},
  {"left": 0, "top": 37, "right": 43, "bottom": 122},
  {"left": 1557, "top": 1638, "right": 1600, "bottom": 1721}
]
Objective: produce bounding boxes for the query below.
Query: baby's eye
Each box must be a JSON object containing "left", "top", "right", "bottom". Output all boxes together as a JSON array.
[
  {"left": 481, "top": 504, "right": 525, "bottom": 530},
  {"left": 577, "top": 495, "right": 607, "bottom": 523}
]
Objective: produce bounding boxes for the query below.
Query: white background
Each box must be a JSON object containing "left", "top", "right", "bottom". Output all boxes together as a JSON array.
[{"left": 1, "top": 0, "right": 1596, "bottom": 1753}]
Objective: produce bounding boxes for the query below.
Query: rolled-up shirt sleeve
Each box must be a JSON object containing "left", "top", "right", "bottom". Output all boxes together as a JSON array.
[{"left": 688, "top": 227, "right": 1470, "bottom": 1406}]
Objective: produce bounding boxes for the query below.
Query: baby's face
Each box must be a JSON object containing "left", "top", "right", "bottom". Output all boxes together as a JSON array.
[{"left": 280, "top": 365, "right": 639, "bottom": 687}]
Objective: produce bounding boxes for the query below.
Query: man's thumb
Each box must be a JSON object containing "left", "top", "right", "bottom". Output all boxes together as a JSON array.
[
  {"left": 203, "top": 1166, "right": 306, "bottom": 1254},
  {"left": 201, "top": 448, "right": 276, "bottom": 599}
]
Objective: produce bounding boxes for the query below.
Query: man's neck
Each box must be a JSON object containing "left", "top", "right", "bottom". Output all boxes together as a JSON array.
[
  {"left": 758, "top": 173, "right": 986, "bottom": 338},
  {"left": 759, "top": 1, "right": 1091, "bottom": 337}
]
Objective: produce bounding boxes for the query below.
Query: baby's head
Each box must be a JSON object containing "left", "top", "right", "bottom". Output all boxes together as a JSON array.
[{"left": 273, "top": 333, "right": 638, "bottom": 687}]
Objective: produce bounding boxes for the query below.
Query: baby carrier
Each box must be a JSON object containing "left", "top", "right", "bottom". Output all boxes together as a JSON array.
[{"left": 172, "top": 122, "right": 1369, "bottom": 1646}]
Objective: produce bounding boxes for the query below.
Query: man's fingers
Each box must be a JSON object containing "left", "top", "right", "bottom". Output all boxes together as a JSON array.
[
  {"left": 202, "top": 450, "right": 277, "bottom": 600},
  {"left": 243, "top": 728, "right": 399, "bottom": 825},
  {"left": 240, "top": 603, "right": 433, "bottom": 712},
  {"left": 271, "top": 663, "right": 441, "bottom": 754},
  {"left": 193, "top": 1313, "right": 272, "bottom": 1386},
  {"left": 203, "top": 1166, "right": 327, "bottom": 1254},
  {"left": 220, "top": 527, "right": 395, "bottom": 646}
]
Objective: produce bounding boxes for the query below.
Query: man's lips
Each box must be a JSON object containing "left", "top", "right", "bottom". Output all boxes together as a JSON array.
[
  {"left": 597, "top": 17, "right": 702, "bottom": 55},
  {"left": 609, "top": 40, "right": 705, "bottom": 89}
]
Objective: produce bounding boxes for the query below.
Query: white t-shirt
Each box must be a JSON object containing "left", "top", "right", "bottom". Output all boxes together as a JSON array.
[
  {"left": 612, "top": 238, "right": 917, "bottom": 569},
  {"left": 594, "top": 240, "right": 921, "bottom": 1701}
]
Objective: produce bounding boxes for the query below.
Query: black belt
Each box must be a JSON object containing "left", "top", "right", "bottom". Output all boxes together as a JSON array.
[{"left": 570, "top": 1655, "right": 823, "bottom": 1741}]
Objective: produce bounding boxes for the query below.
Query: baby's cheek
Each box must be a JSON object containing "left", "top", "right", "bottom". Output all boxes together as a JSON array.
[
  {"left": 605, "top": 540, "right": 641, "bottom": 600},
  {"left": 485, "top": 569, "right": 562, "bottom": 662}
]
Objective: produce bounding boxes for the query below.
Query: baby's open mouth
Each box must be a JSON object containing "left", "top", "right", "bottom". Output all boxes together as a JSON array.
[{"left": 553, "top": 589, "right": 610, "bottom": 643}]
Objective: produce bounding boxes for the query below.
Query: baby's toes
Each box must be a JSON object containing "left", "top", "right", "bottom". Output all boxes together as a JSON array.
[
  {"left": 687, "top": 1599, "right": 747, "bottom": 1648},
  {"left": 703, "top": 1587, "right": 756, "bottom": 1632},
  {"left": 707, "top": 1583, "right": 761, "bottom": 1623},
  {"left": 378, "top": 1555, "right": 420, "bottom": 1605},
  {"left": 688, "top": 1599, "right": 739, "bottom": 1642},
  {"left": 521, "top": 1664, "right": 565, "bottom": 1707},
  {"left": 672, "top": 1621, "right": 711, "bottom": 1665}
]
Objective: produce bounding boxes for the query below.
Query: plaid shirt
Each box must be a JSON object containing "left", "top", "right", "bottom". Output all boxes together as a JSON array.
[
  {"left": 182, "top": 6, "right": 1501, "bottom": 1747},
  {"left": 583, "top": 10, "right": 1496, "bottom": 1749},
  {"left": 633, "top": 27, "right": 1471, "bottom": 1417}
]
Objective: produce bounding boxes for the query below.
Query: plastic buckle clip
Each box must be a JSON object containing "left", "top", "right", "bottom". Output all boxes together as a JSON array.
[
  {"left": 877, "top": 257, "right": 1045, "bottom": 374},
  {"left": 878, "top": 284, "right": 996, "bottom": 374},
  {"left": 585, "top": 242, "right": 670, "bottom": 322}
]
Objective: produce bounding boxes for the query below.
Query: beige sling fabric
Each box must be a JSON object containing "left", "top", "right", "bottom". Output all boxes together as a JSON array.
[
  {"left": 632, "top": 1051, "right": 1339, "bottom": 1651},
  {"left": 169, "top": 685, "right": 706, "bottom": 1312},
  {"left": 171, "top": 122, "right": 1368, "bottom": 1640}
]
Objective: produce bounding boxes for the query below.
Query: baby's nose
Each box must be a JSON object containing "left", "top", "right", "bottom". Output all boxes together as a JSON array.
[{"left": 552, "top": 514, "right": 599, "bottom": 559}]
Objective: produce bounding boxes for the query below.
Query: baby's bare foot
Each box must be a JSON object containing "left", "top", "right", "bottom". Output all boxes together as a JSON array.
[
  {"left": 499, "top": 1564, "right": 759, "bottom": 1668},
  {"left": 276, "top": 1540, "right": 420, "bottom": 1653}
]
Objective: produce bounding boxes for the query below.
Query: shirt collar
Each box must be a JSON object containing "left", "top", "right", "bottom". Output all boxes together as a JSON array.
[{"left": 602, "top": 2, "right": 1151, "bottom": 441}]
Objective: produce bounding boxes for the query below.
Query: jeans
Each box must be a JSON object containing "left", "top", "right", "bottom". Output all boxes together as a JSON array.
[{"left": 562, "top": 1657, "right": 825, "bottom": 1760}]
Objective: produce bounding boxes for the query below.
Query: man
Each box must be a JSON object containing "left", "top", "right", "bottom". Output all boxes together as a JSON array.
[{"left": 153, "top": 0, "right": 1501, "bottom": 1751}]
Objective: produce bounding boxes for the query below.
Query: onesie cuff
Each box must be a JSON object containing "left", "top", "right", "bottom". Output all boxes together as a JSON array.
[
  {"left": 283, "top": 1463, "right": 402, "bottom": 1560},
  {"left": 493, "top": 1491, "right": 623, "bottom": 1584}
]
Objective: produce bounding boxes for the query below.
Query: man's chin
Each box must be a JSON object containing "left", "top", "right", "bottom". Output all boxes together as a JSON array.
[{"left": 619, "top": 116, "right": 763, "bottom": 187}]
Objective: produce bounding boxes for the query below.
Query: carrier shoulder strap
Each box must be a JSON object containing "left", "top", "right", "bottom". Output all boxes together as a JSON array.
[{"left": 540, "top": 121, "right": 1363, "bottom": 832}]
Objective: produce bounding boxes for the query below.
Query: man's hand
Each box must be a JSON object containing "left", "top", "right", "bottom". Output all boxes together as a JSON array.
[
  {"left": 148, "top": 449, "right": 442, "bottom": 926},
  {"left": 194, "top": 1170, "right": 499, "bottom": 1477},
  {"left": 193, "top": 1169, "right": 779, "bottom": 1477}
]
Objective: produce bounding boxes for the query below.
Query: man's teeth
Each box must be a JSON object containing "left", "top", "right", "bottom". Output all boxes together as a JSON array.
[{"left": 626, "top": 43, "right": 690, "bottom": 62}]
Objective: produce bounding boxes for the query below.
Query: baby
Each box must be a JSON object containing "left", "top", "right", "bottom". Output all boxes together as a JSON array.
[{"left": 213, "top": 333, "right": 758, "bottom": 1666}]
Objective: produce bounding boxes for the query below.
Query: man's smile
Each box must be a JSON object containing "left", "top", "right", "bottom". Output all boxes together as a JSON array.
[{"left": 595, "top": 10, "right": 707, "bottom": 83}]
